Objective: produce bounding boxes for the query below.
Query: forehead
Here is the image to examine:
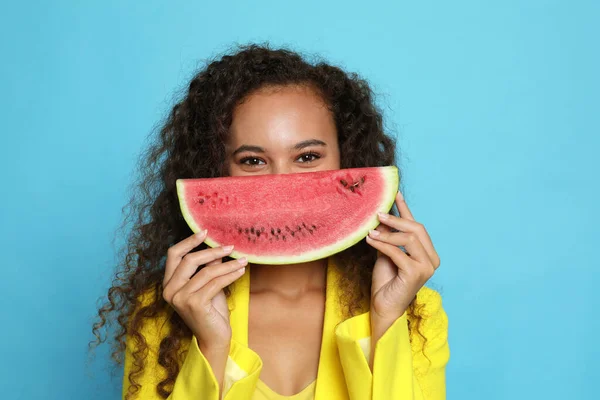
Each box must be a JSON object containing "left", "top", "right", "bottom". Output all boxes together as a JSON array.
[{"left": 228, "top": 84, "right": 337, "bottom": 148}]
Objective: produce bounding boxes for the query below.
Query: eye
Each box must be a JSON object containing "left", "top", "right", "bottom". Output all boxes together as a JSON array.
[
  {"left": 296, "top": 152, "right": 321, "bottom": 163},
  {"left": 240, "top": 156, "right": 266, "bottom": 166}
]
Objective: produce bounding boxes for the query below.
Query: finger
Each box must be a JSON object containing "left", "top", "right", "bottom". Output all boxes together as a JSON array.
[
  {"left": 375, "top": 222, "right": 401, "bottom": 234},
  {"left": 395, "top": 191, "right": 415, "bottom": 221},
  {"left": 164, "top": 246, "right": 234, "bottom": 299},
  {"left": 377, "top": 213, "right": 439, "bottom": 268},
  {"left": 365, "top": 235, "right": 411, "bottom": 272},
  {"left": 165, "top": 230, "right": 207, "bottom": 285},
  {"left": 192, "top": 265, "right": 247, "bottom": 306},
  {"left": 179, "top": 258, "right": 248, "bottom": 296},
  {"left": 372, "top": 223, "right": 392, "bottom": 257},
  {"left": 368, "top": 230, "right": 429, "bottom": 264},
  {"left": 377, "top": 212, "right": 421, "bottom": 233},
  {"left": 206, "top": 257, "right": 223, "bottom": 267}
]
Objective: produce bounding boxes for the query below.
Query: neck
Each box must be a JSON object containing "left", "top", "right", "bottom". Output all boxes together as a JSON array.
[{"left": 249, "top": 258, "right": 327, "bottom": 298}]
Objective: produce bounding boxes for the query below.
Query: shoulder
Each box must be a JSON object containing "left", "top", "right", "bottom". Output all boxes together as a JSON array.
[
  {"left": 127, "top": 288, "right": 178, "bottom": 352},
  {"left": 414, "top": 286, "right": 445, "bottom": 317},
  {"left": 408, "top": 286, "right": 448, "bottom": 345}
]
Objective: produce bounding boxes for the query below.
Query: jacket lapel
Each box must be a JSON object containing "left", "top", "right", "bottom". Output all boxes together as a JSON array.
[
  {"left": 313, "top": 258, "right": 349, "bottom": 399},
  {"left": 227, "top": 258, "right": 349, "bottom": 399}
]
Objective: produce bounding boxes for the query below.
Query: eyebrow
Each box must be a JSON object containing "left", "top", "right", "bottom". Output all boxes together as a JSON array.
[{"left": 232, "top": 139, "right": 327, "bottom": 156}]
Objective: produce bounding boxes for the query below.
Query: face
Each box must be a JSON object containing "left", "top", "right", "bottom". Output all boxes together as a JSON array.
[{"left": 226, "top": 84, "right": 341, "bottom": 176}]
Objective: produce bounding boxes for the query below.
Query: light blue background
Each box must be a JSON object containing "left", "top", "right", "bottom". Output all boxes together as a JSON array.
[{"left": 1, "top": 1, "right": 598, "bottom": 399}]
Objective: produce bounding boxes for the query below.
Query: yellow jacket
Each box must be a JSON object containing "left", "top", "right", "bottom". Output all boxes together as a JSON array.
[{"left": 123, "top": 258, "right": 450, "bottom": 399}]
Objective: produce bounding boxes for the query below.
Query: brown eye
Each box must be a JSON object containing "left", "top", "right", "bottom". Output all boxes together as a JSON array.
[
  {"left": 296, "top": 152, "right": 321, "bottom": 163},
  {"left": 240, "top": 157, "right": 265, "bottom": 166}
]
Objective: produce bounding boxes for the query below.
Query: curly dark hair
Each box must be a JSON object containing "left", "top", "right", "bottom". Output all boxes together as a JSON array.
[{"left": 90, "top": 43, "right": 428, "bottom": 399}]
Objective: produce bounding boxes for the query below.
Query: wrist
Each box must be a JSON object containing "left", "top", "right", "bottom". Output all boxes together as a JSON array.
[
  {"left": 370, "top": 308, "right": 407, "bottom": 342},
  {"left": 197, "top": 336, "right": 231, "bottom": 355}
]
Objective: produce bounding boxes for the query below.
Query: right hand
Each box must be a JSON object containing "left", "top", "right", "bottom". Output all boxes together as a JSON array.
[{"left": 162, "top": 230, "right": 248, "bottom": 350}]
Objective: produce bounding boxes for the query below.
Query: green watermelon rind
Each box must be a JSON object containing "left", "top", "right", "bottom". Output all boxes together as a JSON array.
[{"left": 176, "top": 166, "right": 399, "bottom": 265}]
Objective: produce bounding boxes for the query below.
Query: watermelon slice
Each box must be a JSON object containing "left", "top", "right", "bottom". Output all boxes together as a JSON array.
[{"left": 176, "top": 166, "right": 398, "bottom": 264}]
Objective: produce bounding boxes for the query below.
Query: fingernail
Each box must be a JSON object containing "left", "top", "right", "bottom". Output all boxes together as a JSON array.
[
  {"left": 377, "top": 212, "right": 389, "bottom": 220},
  {"left": 397, "top": 191, "right": 404, "bottom": 201},
  {"left": 223, "top": 245, "right": 234, "bottom": 252},
  {"left": 369, "top": 229, "right": 380, "bottom": 237},
  {"left": 237, "top": 257, "right": 247, "bottom": 265},
  {"left": 238, "top": 267, "right": 246, "bottom": 274},
  {"left": 196, "top": 230, "right": 207, "bottom": 238}
]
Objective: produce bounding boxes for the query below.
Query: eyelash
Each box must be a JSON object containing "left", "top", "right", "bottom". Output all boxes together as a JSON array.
[{"left": 239, "top": 152, "right": 322, "bottom": 166}]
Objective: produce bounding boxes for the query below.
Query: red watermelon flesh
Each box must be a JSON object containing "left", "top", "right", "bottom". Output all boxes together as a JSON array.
[{"left": 176, "top": 166, "right": 398, "bottom": 264}]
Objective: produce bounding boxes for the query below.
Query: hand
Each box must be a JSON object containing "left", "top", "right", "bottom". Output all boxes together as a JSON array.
[
  {"left": 366, "top": 191, "right": 441, "bottom": 324},
  {"left": 162, "top": 230, "right": 248, "bottom": 350}
]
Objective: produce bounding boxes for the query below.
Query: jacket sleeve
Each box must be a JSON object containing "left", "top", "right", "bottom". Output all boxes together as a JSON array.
[
  {"left": 335, "top": 287, "right": 450, "bottom": 400},
  {"left": 122, "top": 305, "right": 263, "bottom": 399}
]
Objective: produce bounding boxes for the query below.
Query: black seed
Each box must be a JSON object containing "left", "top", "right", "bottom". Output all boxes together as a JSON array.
[
  {"left": 308, "top": 229, "right": 313, "bottom": 234},
  {"left": 311, "top": 224, "right": 317, "bottom": 230},
  {"left": 251, "top": 227, "right": 255, "bottom": 234},
  {"left": 285, "top": 225, "right": 291, "bottom": 232},
  {"left": 247, "top": 237, "right": 251, "bottom": 242},
  {"left": 245, "top": 228, "right": 249, "bottom": 234},
  {"left": 277, "top": 228, "right": 281, "bottom": 234},
  {"left": 256, "top": 231, "right": 261, "bottom": 237},
  {"left": 291, "top": 231, "right": 295, "bottom": 237},
  {"left": 302, "top": 223, "right": 308, "bottom": 230},
  {"left": 349, "top": 186, "right": 355, "bottom": 192},
  {"left": 340, "top": 179, "right": 348, "bottom": 186},
  {"left": 271, "top": 228, "right": 275, "bottom": 235},
  {"left": 237, "top": 228, "right": 242, "bottom": 234},
  {"left": 361, "top": 176, "right": 365, "bottom": 183},
  {"left": 199, "top": 199, "right": 204, "bottom": 204}
]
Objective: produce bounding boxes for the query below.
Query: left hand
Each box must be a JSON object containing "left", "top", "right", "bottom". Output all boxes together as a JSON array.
[{"left": 366, "top": 191, "right": 441, "bottom": 324}]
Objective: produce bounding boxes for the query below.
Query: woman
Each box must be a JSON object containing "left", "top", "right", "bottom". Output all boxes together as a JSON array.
[{"left": 91, "top": 44, "right": 449, "bottom": 400}]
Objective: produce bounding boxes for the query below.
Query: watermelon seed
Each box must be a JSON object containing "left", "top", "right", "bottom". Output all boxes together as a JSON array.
[
  {"left": 283, "top": 236, "right": 286, "bottom": 241},
  {"left": 277, "top": 228, "right": 281, "bottom": 234},
  {"left": 311, "top": 224, "right": 317, "bottom": 230},
  {"left": 291, "top": 231, "right": 295, "bottom": 237},
  {"left": 245, "top": 228, "right": 249, "bottom": 234},
  {"left": 340, "top": 179, "right": 348, "bottom": 187},
  {"left": 237, "top": 228, "right": 242, "bottom": 234},
  {"left": 199, "top": 199, "right": 204, "bottom": 204},
  {"left": 256, "top": 231, "right": 261, "bottom": 237},
  {"left": 271, "top": 228, "right": 275, "bottom": 235},
  {"left": 361, "top": 176, "right": 365, "bottom": 183},
  {"left": 251, "top": 227, "right": 255, "bottom": 234},
  {"left": 349, "top": 186, "right": 355, "bottom": 192}
]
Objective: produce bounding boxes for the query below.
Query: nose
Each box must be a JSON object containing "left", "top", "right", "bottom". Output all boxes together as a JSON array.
[{"left": 270, "top": 162, "right": 292, "bottom": 175}]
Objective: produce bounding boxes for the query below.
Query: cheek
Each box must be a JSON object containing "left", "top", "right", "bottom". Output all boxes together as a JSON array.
[
  {"left": 227, "top": 163, "right": 248, "bottom": 177},
  {"left": 325, "top": 156, "right": 341, "bottom": 170},
  {"left": 327, "top": 145, "right": 342, "bottom": 169}
]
